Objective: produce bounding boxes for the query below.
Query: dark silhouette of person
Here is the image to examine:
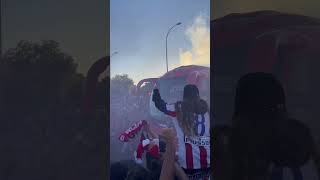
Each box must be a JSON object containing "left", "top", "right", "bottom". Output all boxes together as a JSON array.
[
  {"left": 110, "top": 161, "right": 131, "bottom": 180},
  {"left": 110, "top": 160, "right": 155, "bottom": 180},
  {"left": 212, "top": 125, "right": 232, "bottom": 180},
  {"left": 229, "top": 72, "right": 318, "bottom": 180}
]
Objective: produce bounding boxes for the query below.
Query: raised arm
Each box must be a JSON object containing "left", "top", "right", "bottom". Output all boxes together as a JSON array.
[
  {"left": 145, "top": 122, "right": 158, "bottom": 140},
  {"left": 160, "top": 128, "right": 177, "bottom": 180},
  {"left": 152, "top": 89, "right": 176, "bottom": 117}
]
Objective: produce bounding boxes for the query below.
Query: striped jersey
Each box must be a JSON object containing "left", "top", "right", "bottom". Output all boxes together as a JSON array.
[{"left": 160, "top": 103, "right": 210, "bottom": 170}]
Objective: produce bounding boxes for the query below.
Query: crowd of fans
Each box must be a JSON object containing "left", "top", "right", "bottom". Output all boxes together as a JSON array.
[{"left": 111, "top": 72, "right": 320, "bottom": 180}]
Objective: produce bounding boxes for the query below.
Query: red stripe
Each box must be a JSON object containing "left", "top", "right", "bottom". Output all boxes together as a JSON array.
[
  {"left": 199, "top": 146, "right": 208, "bottom": 168},
  {"left": 167, "top": 111, "right": 177, "bottom": 117},
  {"left": 136, "top": 143, "right": 144, "bottom": 158},
  {"left": 185, "top": 143, "right": 194, "bottom": 169}
]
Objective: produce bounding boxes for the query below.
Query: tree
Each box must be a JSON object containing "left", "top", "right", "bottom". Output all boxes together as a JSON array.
[
  {"left": 110, "top": 74, "right": 134, "bottom": 98},
  {"left": 0, "top": 41, "right": 115, "bottom": 180},
  {"left": 65, "top": 73, "right": 86, "bottom": 108},
  {"left": 1, "top": 40, "right": 80, "bottom": 117}
]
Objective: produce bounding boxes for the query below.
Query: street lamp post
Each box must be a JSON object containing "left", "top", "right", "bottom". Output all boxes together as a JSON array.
[{"left": 166, "top": 22, "right": 181, "bottom": 72}]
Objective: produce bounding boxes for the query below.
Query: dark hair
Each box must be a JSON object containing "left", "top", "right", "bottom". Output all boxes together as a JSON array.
[
  {"left": 183, "top": 84, "right": 200, "bottom": 100},
  {"left": 125, "top": 164, "right": 154, "bottom": 180},
  {"left": 175, "top": 98, "right": 208, "bottom": 136},
  {"left": 146, "top": 152, "right": 162, "bottom": 171},
  {"left": 110, "top": 162, "right": 129, "bottom": 180},
  {"left": 145, "top": 152, "right": 162, "bottom": 180},
  {"left": 231, "top": 73, "right": 314, "bottom": 179},
  {"left": 231, "top": 73, "right": 285, "bottom": 178},
  {"left": 233, "top": 72, "right": 286, "bottom": 119},
  {"left": 176, "top": 85, "right": 207, "bottom": 136}
]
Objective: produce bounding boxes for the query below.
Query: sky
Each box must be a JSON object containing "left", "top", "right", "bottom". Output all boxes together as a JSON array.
[
  {"left": 2, "top": 0, "right": 108, "bottom": 75},
  {"left": 3, "top": 0, "right": 319, "bottom": 78},
  {"left": 110, "top": 0, "right": 210, "bottom": 84}
]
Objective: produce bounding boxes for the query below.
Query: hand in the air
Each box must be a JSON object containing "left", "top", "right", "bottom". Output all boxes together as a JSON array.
[
  {"left": 161, "top": 128, "right": 177, "bottom": 159},
  {"left": 161, "top": 128, "right": 176, "bottom": 144},
  {"left": 144, "top": 121, "right": 150, "bottom": 131}
]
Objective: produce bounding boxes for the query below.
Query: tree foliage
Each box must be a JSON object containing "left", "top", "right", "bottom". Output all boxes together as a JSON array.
[
  {"left": 110, "top": 74, "right": 134, "bottom": 98},
  {"left": 1, "top": 40, "right": 83, "bottom": 117}
]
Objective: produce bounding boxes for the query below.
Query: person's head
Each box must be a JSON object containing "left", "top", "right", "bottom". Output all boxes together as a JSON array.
[
  {"left": 146, "top": 152, "right": 162, "bottom": 170},
  {"left": 233, "top": 72, "right": 287, "bottom": 124},
  {"left": 125, "top": 164, "right": 154, "bottom": 180},
  {"left": 146, "top": 152, "right": 162, "bottom": 180},
  {"left": 183, "top": 84, "right": 200, "bottom": 100},
  {"left": 176, "top": 84, "right": 209, "bottom": 136},
  {"left": 231, "top": 72, "right": 288, "bottom": 179},
  {"left": 110, "top": 161, "right": 129, "bottom": 180}
]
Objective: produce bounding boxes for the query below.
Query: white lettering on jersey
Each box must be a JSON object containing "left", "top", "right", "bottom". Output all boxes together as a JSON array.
[
  {"left": 184, "top": 136, "right": 210, "bottom": 147},
  {"left": 188, "top": 171, "right": 211, "bottom": 180}
]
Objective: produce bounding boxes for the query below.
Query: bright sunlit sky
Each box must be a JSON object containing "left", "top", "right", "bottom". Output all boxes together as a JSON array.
[{"left": 111, "top": 0, "right": 210, "bottom": 84}]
